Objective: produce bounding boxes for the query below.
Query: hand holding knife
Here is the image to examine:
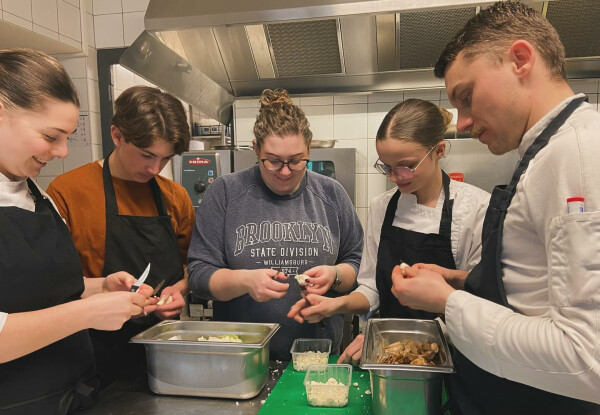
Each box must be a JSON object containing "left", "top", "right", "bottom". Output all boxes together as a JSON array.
[{"left": 129, "top": 263, "right": 151, "bottom": 292}]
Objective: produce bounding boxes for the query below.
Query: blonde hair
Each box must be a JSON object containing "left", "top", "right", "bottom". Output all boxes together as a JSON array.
[
  {"left": 0, "top": 48, "right": 79, "bottom": 111},
  {"left": 376, "top": 99, "right": 452, "bottom": 148},
  {"left": 253, "top": 89, "right": 312, "bottom": 151}
]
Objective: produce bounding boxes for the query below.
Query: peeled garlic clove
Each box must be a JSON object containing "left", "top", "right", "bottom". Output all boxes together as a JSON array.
[
  {"left": 294, "top": 274, "right": 310, "bottom": 286},
  {"left": 165, "top": 295, "right": 173, "bottom": 304}
]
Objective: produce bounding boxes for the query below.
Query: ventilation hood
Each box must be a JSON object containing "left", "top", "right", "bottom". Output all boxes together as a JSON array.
[{"left": 120, "top": 0, "right": 600, "bottom": 124}]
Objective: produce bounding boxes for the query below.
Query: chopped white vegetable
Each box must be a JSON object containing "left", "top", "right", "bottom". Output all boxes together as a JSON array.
[
  {"left": 197, "top": 335, "right": 242, "bottom": 343},
  {"left": 293, "top": 351, "right": 329, "bottom": 371},
  {"left": 306, "top": 378, "right": 349, "bottom": 407}
]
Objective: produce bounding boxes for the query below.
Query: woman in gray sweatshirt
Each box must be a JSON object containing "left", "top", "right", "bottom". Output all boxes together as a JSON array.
[{"left": 187, "top": 88, "right": 363, "bottom": 360}]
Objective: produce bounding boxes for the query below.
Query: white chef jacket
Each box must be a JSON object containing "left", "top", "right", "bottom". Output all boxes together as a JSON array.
[
  {"left": 0, "top": 173, "right": 59, "bottom": 334},
  {"left": 355, "top": 179, "right": 490, "bottom": 316},
  {"left": 445, "top": 94, "right": 600, "bottom": 404}
]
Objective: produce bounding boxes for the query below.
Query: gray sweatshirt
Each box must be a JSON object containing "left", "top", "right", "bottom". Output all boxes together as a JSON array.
[{"left": 188, "top": 165, "right": 363, "bottom": 360}]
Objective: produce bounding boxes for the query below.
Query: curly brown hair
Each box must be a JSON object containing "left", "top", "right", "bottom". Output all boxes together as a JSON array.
[
  {"left": 253, "top": 89, "right": 312, "bottom": 151},
  {"left": 112, "top": 86, "right": 191, "bottom": 154},
  {"left": 434, "top": 1, "right": 566, "bottom": 80},
  {"left": 377, "top": 99, "right": 452, "bottom": 148}
]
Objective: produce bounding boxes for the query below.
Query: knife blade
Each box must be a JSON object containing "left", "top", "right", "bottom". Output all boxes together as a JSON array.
[
  {"left": 130, "top": 263, "right": 151, "bottom": 292},
  {"left": 152, "top": 279, "right": 166, "bottom": 297}
]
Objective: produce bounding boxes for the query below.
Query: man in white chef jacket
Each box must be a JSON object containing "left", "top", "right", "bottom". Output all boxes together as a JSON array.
[{"left": 391, "top": 2, "right": 600, "bottom": 414}]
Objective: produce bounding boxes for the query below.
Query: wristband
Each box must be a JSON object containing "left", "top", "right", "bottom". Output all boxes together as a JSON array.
[{"left": 330, "top": 265, "right": 342, "bottom": 291}]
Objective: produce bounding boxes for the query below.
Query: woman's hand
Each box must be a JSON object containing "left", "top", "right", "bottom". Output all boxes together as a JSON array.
[
  {"left": 84, "top": 291, "right": 149, "bottom": 330},
  {"left": 337, "top": 334, "right": 364, "bottom": 365},
  {"left": 390, "top": 265, "right": 454, "bottom": 314},
  {"left": 153, "top": 286, "right": 185, "bottom": 320},
  {"left": 243, "top": 269, "right": 289, "bottom": 302},
  {"left": 103, "top": 271, "right": 155, "bottom": 297},
  {"left": 301, "top": 265, "right": 336, "bottom": 295},
  {"left": 413, "top": 263, "right": 468, "bottom": 290},
  {"left": 287, "top": 294, "right": 341, "bottom": 324}
]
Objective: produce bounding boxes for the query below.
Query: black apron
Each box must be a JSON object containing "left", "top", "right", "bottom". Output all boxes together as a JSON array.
[
  {"left": 0, "top": 180, "right": 97, "bottom": 414},
  {"left": 450, "top": 96, "right": 600, "bottom": 415},
  {"left": 89, "top": 155, "right": 184, "bottom": 388},
  {"left": 376, "top": 171, "right": 457, "bottom": 319}
]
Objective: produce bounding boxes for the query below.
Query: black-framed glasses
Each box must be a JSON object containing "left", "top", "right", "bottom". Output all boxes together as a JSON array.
[
  {"left": 373, "top": 145, "right": 436, "bottom": 179},
  {"left": 260, "top": 158, "right": 310, "bottom": 172}
]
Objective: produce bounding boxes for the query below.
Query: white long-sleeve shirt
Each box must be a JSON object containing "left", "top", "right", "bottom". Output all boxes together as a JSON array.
[
  {"left": 0, "top": 173, "right": 57, "bottom": 334},
  {"left": 445, "top": 94, "right": 600, "bottom": 404},
  {"left": 355, "top": 179, "right": 490, "bottom": 316}
]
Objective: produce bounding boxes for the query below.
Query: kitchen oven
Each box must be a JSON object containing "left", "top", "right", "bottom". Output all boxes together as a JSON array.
[{"left": 174, "top": 148, "right": 359, "bottom": 208}]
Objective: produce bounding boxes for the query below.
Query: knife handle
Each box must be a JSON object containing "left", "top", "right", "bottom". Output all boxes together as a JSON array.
[{"left": 129, "top": 285, "right": 140, "bottom": 293}]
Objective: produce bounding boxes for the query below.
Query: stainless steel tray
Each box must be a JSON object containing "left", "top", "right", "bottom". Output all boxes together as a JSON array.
[
  {"left": 360, "top": 319, "right": 454, "bottom": 415},
  {"left": 360, "top": 318, "right": 454, "bottom": 375},
  {"left": 130, "top": 320, "right": 280, "bottom": 398},
  {"left": 131, "top": 320, "right": 278, "bottom": 349}
]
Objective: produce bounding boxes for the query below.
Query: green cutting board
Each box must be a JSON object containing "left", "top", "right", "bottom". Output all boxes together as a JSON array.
[{"left": 259, "top": 355, "right": 373, "bottom": 415}]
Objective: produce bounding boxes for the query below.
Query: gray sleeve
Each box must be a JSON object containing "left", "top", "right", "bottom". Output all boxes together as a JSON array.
[
  {"left": 187, "top": 177, "right": 228, "bottom": 300},
  {"left": 334, "top": 184, "right": 364, "bottom": 277}
]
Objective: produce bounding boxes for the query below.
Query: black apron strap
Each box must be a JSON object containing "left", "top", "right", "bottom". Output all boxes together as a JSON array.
[
  {"left": 102, "top": 153, "right": 168, "bottom": 217},
  {"left": 439, "top": 171, "right": 453, "bottom": 236}
]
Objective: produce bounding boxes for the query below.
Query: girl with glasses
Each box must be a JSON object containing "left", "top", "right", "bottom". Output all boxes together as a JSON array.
[
  {"left": 288, "top": 99, "right": 490, "bottom": 364},
  {"left": 187, "top": 89, "right": 363, "bottom": 360}
]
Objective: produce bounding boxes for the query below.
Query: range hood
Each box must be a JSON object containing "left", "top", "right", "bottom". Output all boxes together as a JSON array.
[{"left": 120, "top": 0, "right": 600, "bottom": 125}]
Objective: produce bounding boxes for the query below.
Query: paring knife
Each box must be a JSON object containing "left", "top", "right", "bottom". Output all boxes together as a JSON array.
[
  {"left": 130, "top": 263, "right": 151, "bottom": 292},
  {"left": 153, "top": 279, "right": 166, "bottom": 297}
]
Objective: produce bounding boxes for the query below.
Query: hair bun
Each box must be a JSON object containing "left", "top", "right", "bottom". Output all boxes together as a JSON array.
[
  {"left": 259, "top": 88, "right": 293, "bottom": 107},
  {"left": 439, "top": 107, "right": 454, "bottom": 129}
]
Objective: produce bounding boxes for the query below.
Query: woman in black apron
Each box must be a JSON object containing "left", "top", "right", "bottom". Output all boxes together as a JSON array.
[
  {"left": 287, "top": 99, "right": 490, "bottom": 363},
  {"left": 0, "top": 49, "right": 148, "bottom": 414}
]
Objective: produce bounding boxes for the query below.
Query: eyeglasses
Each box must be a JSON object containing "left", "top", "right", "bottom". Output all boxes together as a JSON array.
[
  {"left": 260, "top": 158, "right": 309, "bottom": 172},
  {"left": 374, "top": 146, "right": 436, "bottom": 179}
]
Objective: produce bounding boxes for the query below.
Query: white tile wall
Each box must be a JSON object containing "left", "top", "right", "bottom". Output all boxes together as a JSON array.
[
  {"left": 334, "top": 104, "right": 368, "bottom": 140},
  {"left": 123, "top": 11, "right": 144, "bottom": 45},
  {"left": 3, "top": 11, "right": 33, "bottom": 30},
  {"left": 84, "top": 10, "right": 94, "bottom": 47},
  {"left": 3, "top": 0, "right": 32, "bottom": 21},
  {"left": 92, "top": 0, "right": 121, "bottom": 15},
  {"left": 367, "top": 102, "right": 397, "bottom": 138},
  {"left": 122, "top": 0, "right": 150, "bottom": 13},
  {"left": 33, "top": 24, "right": 60, "bottom": 41},
  {"left": 32, "top": 0, "right": 58, "bottom": 32},
  {"left": 58, "top": 0, "right": 82, "bottom": 42},
  {"left": 94, "top": 13, "right": 123, "bottom": 47},
  {"left": 299, "top": 96, "right": 333, "bottom": 106},
  {"left": 1, "top": 0, "right": 84, "bottom": 52},
  {"left": 303, "top": 105, "right": 334, "bottom": 140},
  {"left": 234, "top": 107, "right": 259, "bottom": 145}
]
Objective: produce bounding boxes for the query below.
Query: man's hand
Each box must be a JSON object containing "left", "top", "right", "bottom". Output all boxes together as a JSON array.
[
  {"left": 390, "top": 265, "right": 455, "bottom": 314},
  {"left": 413, "top": 263, "right": 468, "bottom": 290}
]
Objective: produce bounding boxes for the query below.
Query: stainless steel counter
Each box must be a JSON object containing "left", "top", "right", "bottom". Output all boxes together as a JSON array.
[{"left": 76, "top": 360, "right": 287, "bottom": 415}]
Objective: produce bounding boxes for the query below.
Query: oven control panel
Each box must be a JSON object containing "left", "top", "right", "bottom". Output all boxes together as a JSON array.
[{"left": 179, "top": 153, "right": 221, "bottom": 208}]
